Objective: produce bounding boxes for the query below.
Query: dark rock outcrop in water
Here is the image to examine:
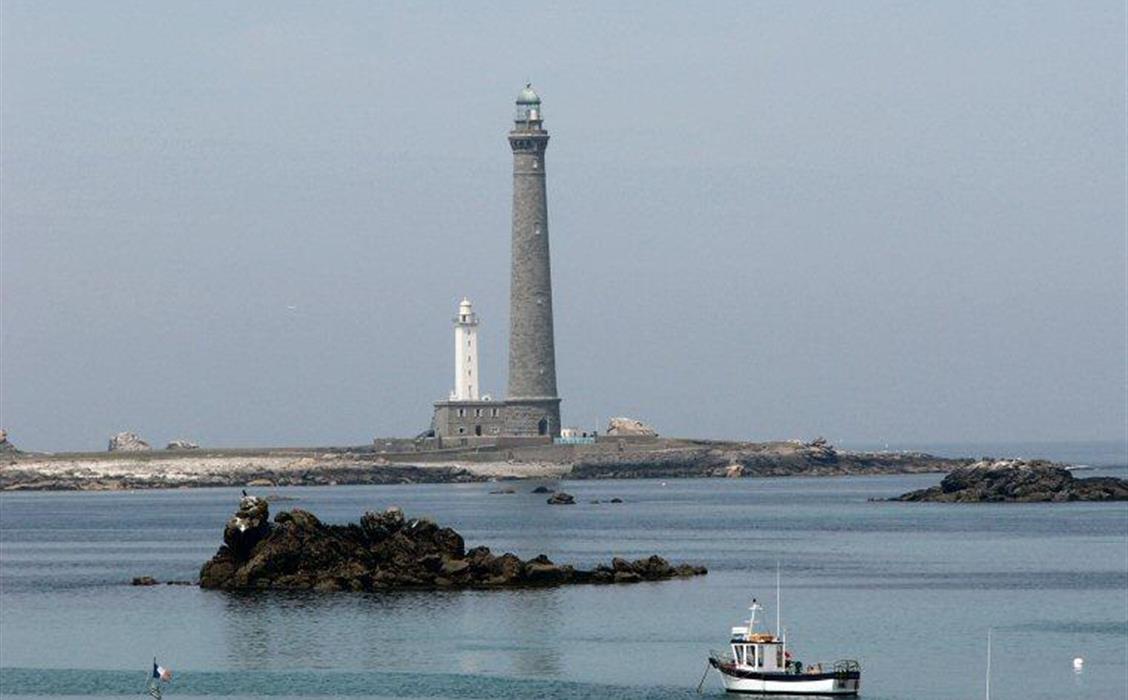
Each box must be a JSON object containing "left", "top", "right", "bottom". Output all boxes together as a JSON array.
[
  {"left": 132, "top": 576, "right": 193, "bottom": 586},
  {"left": 223, "top": 493, "right": 272, "bottom": 559},
  {"left": 546, "top": 491, "right": 575, "bottom": 505},
  {"left": 893, "top": 460, "right": 1128, "bottom": 502},
  {"left": 199, "top": 496, "right": 707, "bottom": 591}
]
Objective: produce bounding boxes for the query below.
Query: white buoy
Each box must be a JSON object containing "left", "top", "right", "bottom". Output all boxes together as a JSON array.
[{"left": 1073, "top": 657, "right": 1084, "bottom": 672}]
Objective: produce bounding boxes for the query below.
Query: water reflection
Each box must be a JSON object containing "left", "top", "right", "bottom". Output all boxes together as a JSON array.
[
  {"left": 213, "top": 585, "right": 565, "bottom": 678},
  {"left": 487, "top": 588, "right": 565, "bottom": 677}
]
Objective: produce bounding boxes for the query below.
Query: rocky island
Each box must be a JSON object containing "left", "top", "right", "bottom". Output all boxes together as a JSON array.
[
  {"left": 892, "top": 459, "right": 1128, "bottom": 503},
  {"left": 0, "top": 436, "right": 972, "bottom": 491},
  {"left": 199, "top": 495, "right": 707, "bottom": 591}
]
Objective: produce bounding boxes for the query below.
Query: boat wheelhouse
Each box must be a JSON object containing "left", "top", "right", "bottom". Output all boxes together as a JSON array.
[{"left": 708, "top": 599, "right": 860, "bottom": 696}]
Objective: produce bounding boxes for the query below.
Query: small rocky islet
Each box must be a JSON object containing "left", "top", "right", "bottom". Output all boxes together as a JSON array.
[
  {"left": 892, "top": 459, "right": 1128, "bottom": 503},
  {"left": 198, "top": 496, "right": 706, "bottom": 591}
]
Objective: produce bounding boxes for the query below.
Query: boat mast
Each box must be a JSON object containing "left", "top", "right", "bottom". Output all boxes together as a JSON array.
[
  {"left": 776, "top": 562, "right": 781, "bottom": 637},
  {"left": 777, "top": 562, "right": 786, "bottom": 661},
  {"left": 985, "top": 627, "right": 992, "bottom": 700}
]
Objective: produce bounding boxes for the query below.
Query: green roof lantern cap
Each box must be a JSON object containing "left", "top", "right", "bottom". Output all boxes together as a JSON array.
[{"left": 516, "top": 84, "right": 541, "bottom": 104}]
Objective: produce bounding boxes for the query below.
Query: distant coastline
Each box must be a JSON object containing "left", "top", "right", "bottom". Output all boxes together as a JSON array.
[
  {"left": 838, "top": 439, "right": 1128, "bottom": 468},
  {"left": 0, "top": 437, "right": 977, "bottom": 491}
]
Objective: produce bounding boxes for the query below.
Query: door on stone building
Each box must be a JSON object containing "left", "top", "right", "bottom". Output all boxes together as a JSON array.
[{"left": 537, "top": 418, "right": 548, "bottom": 436}]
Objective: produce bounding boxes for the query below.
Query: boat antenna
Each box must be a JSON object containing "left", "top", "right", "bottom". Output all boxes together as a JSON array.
[
  {"left": 775, "top": 561, "right": 781, "bottom": 637},
  {"left": 985, "top": 627, "right": 992, "bottom": 700},
  {"left": 749, "top": 598, "right": 760, "bottom": 631}
]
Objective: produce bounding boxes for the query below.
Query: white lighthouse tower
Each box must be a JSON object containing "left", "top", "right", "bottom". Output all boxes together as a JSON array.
[{"left": 451, "top": 298, "right": 480, "bottom": 400}]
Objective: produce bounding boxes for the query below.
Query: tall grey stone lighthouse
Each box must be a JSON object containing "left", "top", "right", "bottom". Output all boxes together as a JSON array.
[
  {"left": 505, "top": 84, "right": 561, "bottom": 437},
  {"left": 429, "top": 85, "right": 562, "bottom": 442}
]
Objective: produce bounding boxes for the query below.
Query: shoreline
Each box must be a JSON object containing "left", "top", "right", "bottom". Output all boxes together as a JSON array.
[{"left": 0, "top": 438, "right": 974, "bottom": 491}]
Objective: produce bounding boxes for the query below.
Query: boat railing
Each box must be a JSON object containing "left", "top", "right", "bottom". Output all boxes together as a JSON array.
[
  {"left": 833, "top": 659, "right": 861, "bottom": 675},
  {"left": 791, "top": 659, "right": 859, "bottom": 676}
]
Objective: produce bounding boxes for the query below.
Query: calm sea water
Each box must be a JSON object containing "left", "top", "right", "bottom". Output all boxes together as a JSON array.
[{"left": 1, "top": 463, "right": 1126, "bottom": 699}]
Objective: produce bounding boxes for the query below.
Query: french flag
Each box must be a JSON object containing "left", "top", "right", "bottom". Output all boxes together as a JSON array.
[{"left": 152, "top": 660, "right": 172, "bottom": 682}]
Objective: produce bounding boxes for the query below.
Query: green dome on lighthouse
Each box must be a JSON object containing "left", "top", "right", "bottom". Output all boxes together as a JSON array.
[{"left": 516, "top": 84, "right": 541, "bottom": 104}]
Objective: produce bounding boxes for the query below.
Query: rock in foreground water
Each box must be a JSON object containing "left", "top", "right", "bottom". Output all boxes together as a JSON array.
[
  {"left": 199, "top": 496, "right": 707, "bottom": 591},
  {"left": 893, "top": 459, "right": 1128, "bottom": 502}
]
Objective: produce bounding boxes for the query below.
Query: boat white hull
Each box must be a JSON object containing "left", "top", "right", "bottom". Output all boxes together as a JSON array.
[{"left": 717, "top": 670, "right": 860, "bottom": 696}]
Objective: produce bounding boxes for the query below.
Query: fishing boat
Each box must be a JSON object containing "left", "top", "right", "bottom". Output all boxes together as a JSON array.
[{"left": 707, "top": 596, "right": 860, "bottom": 696}]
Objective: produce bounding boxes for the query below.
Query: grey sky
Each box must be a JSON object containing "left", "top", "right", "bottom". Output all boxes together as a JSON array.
[{"left": 2, "top": 1, "right": 1124, "bottom": 452}]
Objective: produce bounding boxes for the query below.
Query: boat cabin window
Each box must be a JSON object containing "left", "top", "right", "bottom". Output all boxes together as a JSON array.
[
  {"left": 744, "top": 645, "right": 756, "bottom": 666},
  {"left": 776, "top": 645, "right": 784, "bottom": 668}
]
